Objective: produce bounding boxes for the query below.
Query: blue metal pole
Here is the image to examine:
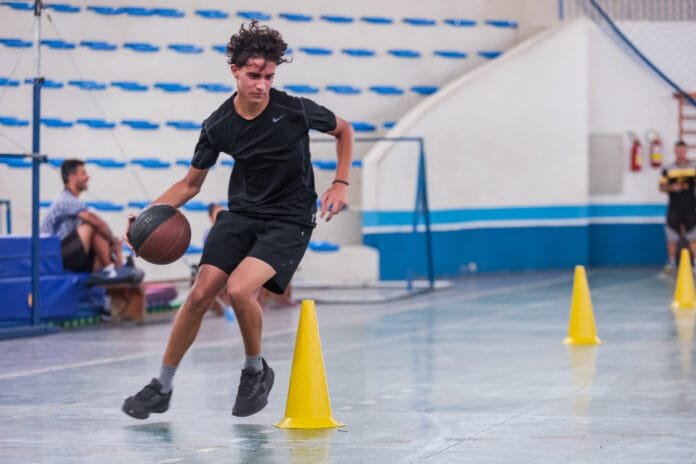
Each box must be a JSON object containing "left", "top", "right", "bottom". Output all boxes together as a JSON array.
[
  {"left": 418, "top": 140, "right": 434, "bottom": 290},
  {"left": 30, "top": 0, "right": 43, "bottom": 326},
  {"left": 5, "top": 200, "right": 11, "bottom": 234},
  {"left": 558, "top": 0, "right": 564, "bottom": 20}
]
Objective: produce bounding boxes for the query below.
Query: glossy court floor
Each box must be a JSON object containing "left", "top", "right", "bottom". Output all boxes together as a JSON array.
[{"left": 1, "top": 268, "right": 696, "bottom": 463}]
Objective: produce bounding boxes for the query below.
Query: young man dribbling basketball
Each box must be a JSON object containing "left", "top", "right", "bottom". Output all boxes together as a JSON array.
[{"left": 122, "top": 21, "right": 353, "bottom": 419}]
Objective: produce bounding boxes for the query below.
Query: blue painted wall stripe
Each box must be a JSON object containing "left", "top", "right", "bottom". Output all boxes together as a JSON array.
[{"left": 363, "top": 204, "right": 666, "bottom": 227}]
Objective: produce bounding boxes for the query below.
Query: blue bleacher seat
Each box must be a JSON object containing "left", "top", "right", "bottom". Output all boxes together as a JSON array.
[
  {"left": 121, "top": 119, "right": 159, "bottom": 130},
  {"left": 86, "top": 200, "right": 123, "bottom": 211},
  {"left": 76, "top": 118, "right": 116, "bottom": 129},
  {"left": 312, "top": 159, "right": 337, "bottom": 170},
  {"left": 361, "top": 16, "right": 393, "bottom": 25},
  {"left": 68, "top": 79, "right": 107, "bottom": 90},
  {"left": 284, "top": 84, "right": 319, "bottom": 94},
  {"left": 80, "top": 40, "right": 117, "bottom": 51},
  {"left": 122, "top": 7, "right": 155, "bottom": 17},
  {"left": 0, "top": 78, "right": 20, "bottom": 87},
  {"left": 403, "top": 17, "right": 436, "bottom": 26},
  {"left": 123, "top": 42, "right": 160, "bottom": 53},
  {"left": 278, "top": 12, "right": 312, "bottom": 22},
  {"left": 309, "top": 240, "right": 340, "bottom": 252},
  {"left": 168, "top": 44, "right": 203, "bottom": 54},
  {"left": 127, "top": 200, "right": 150, "bottom": 209},
  {"left": 411, "top": 86, "right": 438, "bottom": 95},
  {"left": 342, "top": 48, "right": 376, "bottom": 57},
  {"left": 197, "top": 83, "right": 233, "bottom": 93},
  {"left": 352, "top": 159, "right": 363, "bottom": 168},
  {"left": 154, "top": 82, "right": 191, "bottom": 92},
  {"left": 47, "top": 158, "right": 65, "bottom": 168},
  {"left": 195, "top": 9, "right": 229, "bottom": 19},
  {"left": 486, "top": 19, "right": 518, "bottom": 28},
  {"left": 351, "top": 121, "right": 376, "bottom": 132},
  {"left": 1, "top": 2, "right": 32, "bottom": 10},
  {"left": 0, "top": 158, "right": 31, "bottom": 168},
  {"left": 0, "top": 116, "right": 29, "bottom": 127},
  {"left": 166, "top": 120, "right": 201, "bottom": 130},
  {"left": 111, "top": 81, "right": 148, "bottom": 91},
  {"left": 24, "top": 78, "right": 64, "bottom": 89},
  {"left": 479, "top": 50, "right": 503, "bottom": 59},
  {"left": 86, "top": 158, "right": 125, "bottom": 168},
  {"left": 370, "top": 86, "right": 404, "bottom": 96},
  {"left": 299, "top": 47, "right": 332, "bottom": 56},
  {"left": 237, "top": 10, "right": 271, "bottom": 20},
  {"left": 211, "top": 45, "right": 227, "bottom": 54},
  {"left": 444, "top": 18, "right": 477, "bottom": 27},
  {"left": 182, "top": 200, "right": 208, "bottom": 211},
  {"left": 41, "top": 117, "right": 73, "bottom": 128},
  {"left": 321, "top": 15, "right": 353, "bottom": 23},
  {"left": 326, "top": 85, "right": 361, "bottom": 95},
  {"left": 41, "top": 39, "right": 76, "bottom": 50},
  {"left": 434, "top": 50, "right": 467, "bottom": 59},
  {"left": 388, "top": 49, "right": 421, "bottom": 58},
  {"left": 0, "top": 38, "right": 32, "bottom": 48},
  {"left": 130, "top": 158, "right": 170, "bottom": 168},
  {"left": 45, "top": 3, "right": 80, "bottom": 13},
  {"left": 86, "top": 6, "right": 124, "bottom": 15},
  {"left": 186, "top": 245, "right": 204, "bottom": 254},
  {"left": 176, "top": 159, "right": 191, "bottom": 167},
  {"left": 152, "top": 8, "right": 184, "bottom": 18},
  {"left": 220, "top": 159, "right": 235, "bottom": 167},
  {"left": 383, "top": 121, "right": 396, "bottom": 129},
  {"left": 40, "top": 200, "right": 52, "bottom": 208}
]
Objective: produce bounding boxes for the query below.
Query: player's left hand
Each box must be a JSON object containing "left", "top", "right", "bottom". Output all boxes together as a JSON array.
[{"left": 320, "top": 183, "right": 348, "bottom": 222}]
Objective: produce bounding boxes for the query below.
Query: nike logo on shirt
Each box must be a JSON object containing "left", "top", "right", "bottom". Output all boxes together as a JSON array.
[{"left": 272, "top": 115, "right": 285, "bottom": 123}]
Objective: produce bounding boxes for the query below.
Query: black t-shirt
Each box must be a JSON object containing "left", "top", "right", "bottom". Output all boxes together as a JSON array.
[
  {"left": 660, "top": 161, "right": 696, "bottom": 211},
  {"left": 191, "top": 88, "right": 337, "bottom": 227}
]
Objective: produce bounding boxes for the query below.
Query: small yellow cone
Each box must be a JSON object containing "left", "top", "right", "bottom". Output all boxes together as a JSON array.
[
  {"left": 276, "top": 300, "right": 343, "bottom": 429},
  {"left": 672, "top": 249, "right": 696, "bottom": 309},
  {"left": 564, "top": 265, "right": 601, "bottom": 345}
]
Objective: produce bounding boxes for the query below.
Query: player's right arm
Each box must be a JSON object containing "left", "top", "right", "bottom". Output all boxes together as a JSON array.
[{"left": 152, "top": 166, "right": 209, "bottom": 208}]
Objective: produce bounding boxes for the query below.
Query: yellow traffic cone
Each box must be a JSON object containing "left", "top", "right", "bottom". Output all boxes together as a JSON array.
[
  {"left": 564, "top": 265, "right": 601, "bottom": 345},
  {"left": 672, "top": 248, "right": 696, "bottom": 309},
  {"left": 276, "top": 300, "right": 343, "bottom": 429}
]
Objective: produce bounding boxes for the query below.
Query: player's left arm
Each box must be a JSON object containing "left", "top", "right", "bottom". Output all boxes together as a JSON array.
[{"left": 320, "top": 116, "right": 354, "bottom": 221}]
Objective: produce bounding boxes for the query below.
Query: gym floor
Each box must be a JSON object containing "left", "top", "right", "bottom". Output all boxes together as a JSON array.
[{"left": 1, "top": 268, "right": 695, "bottom": 463}]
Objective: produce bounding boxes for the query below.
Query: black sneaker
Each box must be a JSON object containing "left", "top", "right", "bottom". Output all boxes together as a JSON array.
[
  {"left": 122, "top": 378, "right": 172, "bottom": 419},
  {"left": 232, "top": 358, "right": 274, "bottom": 417}
]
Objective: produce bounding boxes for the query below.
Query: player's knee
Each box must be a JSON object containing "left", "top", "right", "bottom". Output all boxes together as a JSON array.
[
  {"left": 226, "top": 283, "right": 255, "bottom": 308},
  {"left": 186, "top": 287, "right": 216, "bottom": 317}
]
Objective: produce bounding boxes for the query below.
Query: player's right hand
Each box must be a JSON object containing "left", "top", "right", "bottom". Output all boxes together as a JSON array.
[{"left": 122, "top": 213, "right": 138, "bottom": 256}]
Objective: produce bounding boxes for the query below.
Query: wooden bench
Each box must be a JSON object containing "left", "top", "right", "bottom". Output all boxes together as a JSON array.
[{"left": 103, "top": 282, "right": 145, "bottom": 324}]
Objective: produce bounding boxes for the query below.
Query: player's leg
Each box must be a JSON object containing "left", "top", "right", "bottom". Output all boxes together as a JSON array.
[
  {"left": 122, "top": 264, "right": 228, "bottom": 419},
  {"left": 227, "top": 257, "right": 277, "bottom": 417},
  {"left": 665, "top": 211, "right": 681, "bottom": 273}
]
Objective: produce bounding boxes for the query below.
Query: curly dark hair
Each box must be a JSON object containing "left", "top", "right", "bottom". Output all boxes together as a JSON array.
[{"left": 225, "top": 20, "right": 290, "bottom": 67}]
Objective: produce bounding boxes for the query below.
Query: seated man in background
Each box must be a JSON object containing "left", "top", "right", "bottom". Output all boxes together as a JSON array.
[
  {"left": 659, "top": 140, "right": 696, "bottom": 274},
  {"left": 40, "top": 159, "right": 123, "bottom": 273}
]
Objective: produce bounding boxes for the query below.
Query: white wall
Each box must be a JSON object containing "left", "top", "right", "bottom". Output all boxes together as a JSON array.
[
  {"left": 588, "top": 21, "right": 694, "bottom": 207},
  {"left": 363, "top": 20, "right": 589, "bottom": 215}
]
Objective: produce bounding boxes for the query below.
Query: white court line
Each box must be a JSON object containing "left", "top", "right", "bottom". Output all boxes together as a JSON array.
[{"left": 0, "top": 275, "right": 576, "bottom": 382}]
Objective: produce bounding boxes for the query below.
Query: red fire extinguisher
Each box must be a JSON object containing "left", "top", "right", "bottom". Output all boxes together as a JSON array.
[
  {"left": 628, "top": 131, "right": 642, "bottom": 172},
  {"left": 645, "top": 129, "right": 663, "bottom": 168}
]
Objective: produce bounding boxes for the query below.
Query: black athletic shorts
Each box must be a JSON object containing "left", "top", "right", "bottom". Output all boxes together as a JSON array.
[
  {"left": 200, "top": 211, "right": 312, "bottom": 294},
  {"left": 61, "top": 229, "right": 95, "bottom": 273},
  {"left": 667, "top": 207, "right": 696, "bottom": 234}
]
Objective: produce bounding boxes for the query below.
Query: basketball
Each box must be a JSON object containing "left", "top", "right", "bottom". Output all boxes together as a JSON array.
[{"left": 128, "top": 204, "right": 191, "bottom": 265}]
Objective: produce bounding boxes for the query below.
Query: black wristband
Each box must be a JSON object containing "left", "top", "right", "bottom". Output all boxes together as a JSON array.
[{"left": 332, "top": 179, "right": 350, "bottom": 187}]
